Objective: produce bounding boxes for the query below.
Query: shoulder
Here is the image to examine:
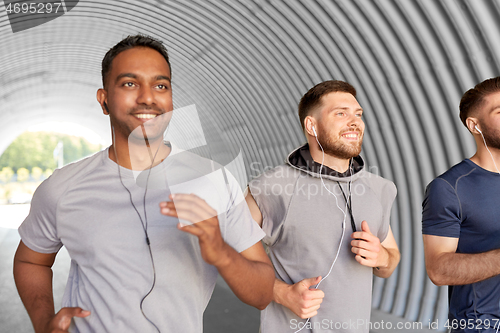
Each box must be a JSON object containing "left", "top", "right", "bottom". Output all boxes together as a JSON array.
[
  {"left": 426, "top": 160, "right": 475, "bottom": 194},
  {"left": 359, "top": 170, "right": 397, "bottom": 197},
  {"left": 36, "top": 150, "right": 106, "bottom": 200},
  {"left": 436, "top": 160, "right": 476, "bottom": 185},
  {"left": 26, "top": 150, "right": 106, "bottom": 226},
  {"left": 249, "top": 164, "right": 301, "bottom": 187}
]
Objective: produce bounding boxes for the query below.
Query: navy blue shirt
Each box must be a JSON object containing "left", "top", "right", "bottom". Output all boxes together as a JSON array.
[{"left": 422, "top": 159, "right": 500, "bottom": 332}]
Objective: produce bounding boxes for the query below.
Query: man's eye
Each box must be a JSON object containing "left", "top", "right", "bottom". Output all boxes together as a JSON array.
[
  {"left": 157, "top": 84, "right": 167, "bottom": 89},
  {"left": 123, "top": 82, "right": 135, "bottom": 87}
]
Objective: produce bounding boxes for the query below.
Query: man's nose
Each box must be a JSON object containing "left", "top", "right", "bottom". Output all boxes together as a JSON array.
[{"left": 137, "top": 86, "right": 154, "bottom": 105}]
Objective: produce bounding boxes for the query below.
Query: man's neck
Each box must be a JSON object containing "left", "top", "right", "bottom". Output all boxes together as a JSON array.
[
  {"left": 470, "top": 146, "right": 500, "bottom": 173},
  {"left": 309, "top": 145, "right": 351, "bottom": 173},
  {"left": 109, "top": 138, "right": 171, "bottom": 170}
]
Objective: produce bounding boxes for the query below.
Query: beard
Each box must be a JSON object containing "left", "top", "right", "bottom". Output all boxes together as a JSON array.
[
  {"left": 478, "top": 120, "right": 500, "bottom": 150},
  {"left": 317, "top": 124, "right": 363, "bottom": 159}
]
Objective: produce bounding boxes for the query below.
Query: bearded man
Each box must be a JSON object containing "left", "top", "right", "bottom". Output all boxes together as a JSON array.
[
  {"left": 245, "top": 80, "right": 400, "bottom": 333},
  {"left": 422, "top": 77, "right": 500, "bottom": 333}
]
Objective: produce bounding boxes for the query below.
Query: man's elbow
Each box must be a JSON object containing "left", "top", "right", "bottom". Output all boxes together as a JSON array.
[
  {"left": 256, "top": 291, "right": 273, "bottom": 310},
  {"left": 255, "top": 267, "right": 274, "bottom": 310},
  {"left": 426, "top": 266, "right": 447, "bottom": 286},
  {"left": 255, "top": 299, "right": 270, "bottom": 311},
  {"left": 245, "top": 286, "right": 272, "bottom": 310}
]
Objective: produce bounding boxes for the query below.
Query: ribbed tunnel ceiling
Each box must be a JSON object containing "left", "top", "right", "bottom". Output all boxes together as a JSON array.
[{"left": 1, "top": 0, "right": 499, "bottom": 329}]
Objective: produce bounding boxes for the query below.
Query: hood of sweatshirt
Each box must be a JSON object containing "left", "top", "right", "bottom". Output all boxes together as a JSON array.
[{"left": 286, "top": 143, "right": 365, "bottom": 182}]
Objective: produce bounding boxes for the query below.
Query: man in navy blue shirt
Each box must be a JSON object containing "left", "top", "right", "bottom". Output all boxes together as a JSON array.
[{"left": 422, "top": 77, "right": 500, "bottom": 333}]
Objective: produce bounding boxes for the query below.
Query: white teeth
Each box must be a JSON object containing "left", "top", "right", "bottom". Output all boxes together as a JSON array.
[
  {"left": 135, "top": 114, "right": 157, "bottom": 119},
  {"left": 343, "top": 134, "right": 357, "bottom": 138}
]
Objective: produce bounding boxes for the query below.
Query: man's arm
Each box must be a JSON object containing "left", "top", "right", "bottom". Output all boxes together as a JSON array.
[
  {"left": 423, "top": 234, "right": 500, "bottom": 286},
  {"left": 350, "top": 221, "right": 400, "bottom": 278},
  {"left": 160, "top": 193, "right": 274, "bottom": 310},
  {"left": 244, "top": 190, "right": 325, "bottom": 318},
  {"left": 216, "top": 241, "right": 275, "bottom": 310},
  {"left": 13, "top": 241, "right": 90, "bottom": 333}
]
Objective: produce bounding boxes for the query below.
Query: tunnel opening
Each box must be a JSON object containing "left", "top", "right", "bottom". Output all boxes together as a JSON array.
[{"left": 0, "top": 121, "right": 105, "bottom": 229}]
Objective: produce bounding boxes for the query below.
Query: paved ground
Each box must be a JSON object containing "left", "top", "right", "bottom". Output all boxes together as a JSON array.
[{"left": 0, "top": 205, "right": 260, "bottom": 333}]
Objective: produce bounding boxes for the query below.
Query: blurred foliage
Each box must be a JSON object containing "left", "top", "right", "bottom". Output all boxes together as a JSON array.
[
  {"left": 31, "top": 166, "right": 43, "bottom": 181},
  {"left": 0, "top": 131, "right": 102, "bottom": 174},
  {"left": 17, "top": 168, "right": 29, "bottom": 182},
  {"left": 0, "top": 167, "right": 14, "bottom": 183}
]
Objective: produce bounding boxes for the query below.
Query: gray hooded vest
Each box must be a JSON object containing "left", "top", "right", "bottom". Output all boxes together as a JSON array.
[{"left": 249, "top": 144, "right": 397, "bottom": 333}]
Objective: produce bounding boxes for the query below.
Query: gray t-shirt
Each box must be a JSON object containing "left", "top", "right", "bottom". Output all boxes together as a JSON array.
[
  {"left": 19, "top": 145, "right": 264, "bottom": 333},
  {"left": 249, "top": 150, "right": 396, "bottom": 333}
]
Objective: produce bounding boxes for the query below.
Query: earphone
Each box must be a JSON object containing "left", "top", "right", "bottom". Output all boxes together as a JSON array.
[
  {"left": 112, "top": 125, "right": 161, "bottom": 333},
  {"left": 294, "top": 125, "right": 351, "bottom": 333},
  {"left": 474, "top": 124, "right": 500, "bottom": 175},
  {"left": 103, "top": 102, "right": 109, "bottom": 114}
]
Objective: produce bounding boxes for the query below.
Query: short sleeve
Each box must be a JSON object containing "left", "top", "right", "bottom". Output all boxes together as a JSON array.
[
  {"left": 18, "top": 176, "right": 63, "bottom": 253},
  {"left": 248, "top": 171, "right": 291, "bottom": 247},
  {"left": 422, "top": 178, "right": 461, "bottom": 238},
  {"left": 221, "top": 168, "right": 265, "bottom": 253}
]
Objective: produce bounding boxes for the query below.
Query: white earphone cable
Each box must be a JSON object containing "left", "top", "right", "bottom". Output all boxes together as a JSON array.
[
  {"left": 293, "top": 134, "right": 351, "bottom": 333},
  {"left": 478, "top": 130, "right": 500, "bottom": 175}
]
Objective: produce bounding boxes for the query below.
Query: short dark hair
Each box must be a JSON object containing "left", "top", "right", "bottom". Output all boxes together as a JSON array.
[
  {"left": 459, "top": 77, "right": 500, "bottom": 127},
  {"left": 298, "top": 80, "right": 357, "bottom": 131},
  {"left": 101, "top": 34, "right": 171, "bottom": 88}
]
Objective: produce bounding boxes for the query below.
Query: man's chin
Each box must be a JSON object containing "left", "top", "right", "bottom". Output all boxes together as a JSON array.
[
  {"left": 129, "top": 121, "right": 168, "bottom": 142},
  {"left": 128, "top": 130, "right": 164, "bottom": 146},
  {"left": 322, "top": 141, "right": 362, "bottom": 160}
]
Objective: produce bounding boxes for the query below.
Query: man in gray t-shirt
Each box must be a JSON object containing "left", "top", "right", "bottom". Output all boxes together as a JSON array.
[
  {"left": 246, "top": 81, "right": 400, "bottom": 332},
  {"left": 13, "top": 35, "right": 274, "bottom": 333}
]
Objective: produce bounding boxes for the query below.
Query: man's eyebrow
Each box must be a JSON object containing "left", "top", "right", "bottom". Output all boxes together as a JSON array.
[
  {"left": 155, "top": 75, "right": 171, "bottom": 82},
  {"left": 489, "top": 105, "right": 500, "bottom": 113},
  {"left": 115, "top": 73, "right": 137, "bottom": 83},
  {"left": 115, "top": 74, "right": 171, "bottom": 83},
  {"left": 332, "top": 106, "right": 364, "bottom": 111}
]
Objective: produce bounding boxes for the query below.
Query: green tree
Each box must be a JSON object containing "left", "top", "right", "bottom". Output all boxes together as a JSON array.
[
  {"left": 17, "top": 167, "right": 30, "bottom": 182},
  {"left": 0, "top": 167, "right": 14, "bottom": 183},
  {"left": 0, "top": 131, "right": 101, "bottom": 173}
]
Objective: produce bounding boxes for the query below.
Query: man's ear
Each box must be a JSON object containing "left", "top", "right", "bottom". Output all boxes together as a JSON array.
[
  {"left": 97, "top": 89, "right": 109, "bottom": 115},
  {"left": 466, "top": 117, "right": 479, "bottom": 134},
  {"left": 304, "top": 116, "right": 317, "bottom": 137}
]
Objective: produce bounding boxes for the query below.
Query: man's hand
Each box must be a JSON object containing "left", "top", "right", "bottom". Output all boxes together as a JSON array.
[
  {"left": 160, "top": 193, "right": 275, "bottom": 310},
  {"left": 42, "top": 307, "right": 90, "bottom": 333},
  {"left": 160, "top": 193, "right": 230, "bottom": 267},
  {"left": 350, "top": 221, "right": 388, "bottom": 268},
  {"left": 274, "top": 277, "right": 325, "bottom": 319}
]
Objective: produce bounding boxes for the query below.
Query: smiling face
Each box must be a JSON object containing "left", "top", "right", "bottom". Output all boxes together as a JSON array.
[
  {"left": 97, "top": 46, "right": 173, "bottom": 146},
  {"left": 315, "top": 92, "right": 364, "bottom": 159}
]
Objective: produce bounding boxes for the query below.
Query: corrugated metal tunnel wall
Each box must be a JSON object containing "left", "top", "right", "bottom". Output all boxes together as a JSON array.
[{"left": 1, "top": 0, "right": 499, "bottom": 330}]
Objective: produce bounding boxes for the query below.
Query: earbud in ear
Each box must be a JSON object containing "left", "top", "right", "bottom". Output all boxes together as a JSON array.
[
  {"left": 103, "top": 102, "right": 109, "bottom": 114},
  {"left": 312, "top": 126, "right": 317, "bottom": 137},
  {"left": 475, "top": 125, "right": 482, "bottom": 134}
]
